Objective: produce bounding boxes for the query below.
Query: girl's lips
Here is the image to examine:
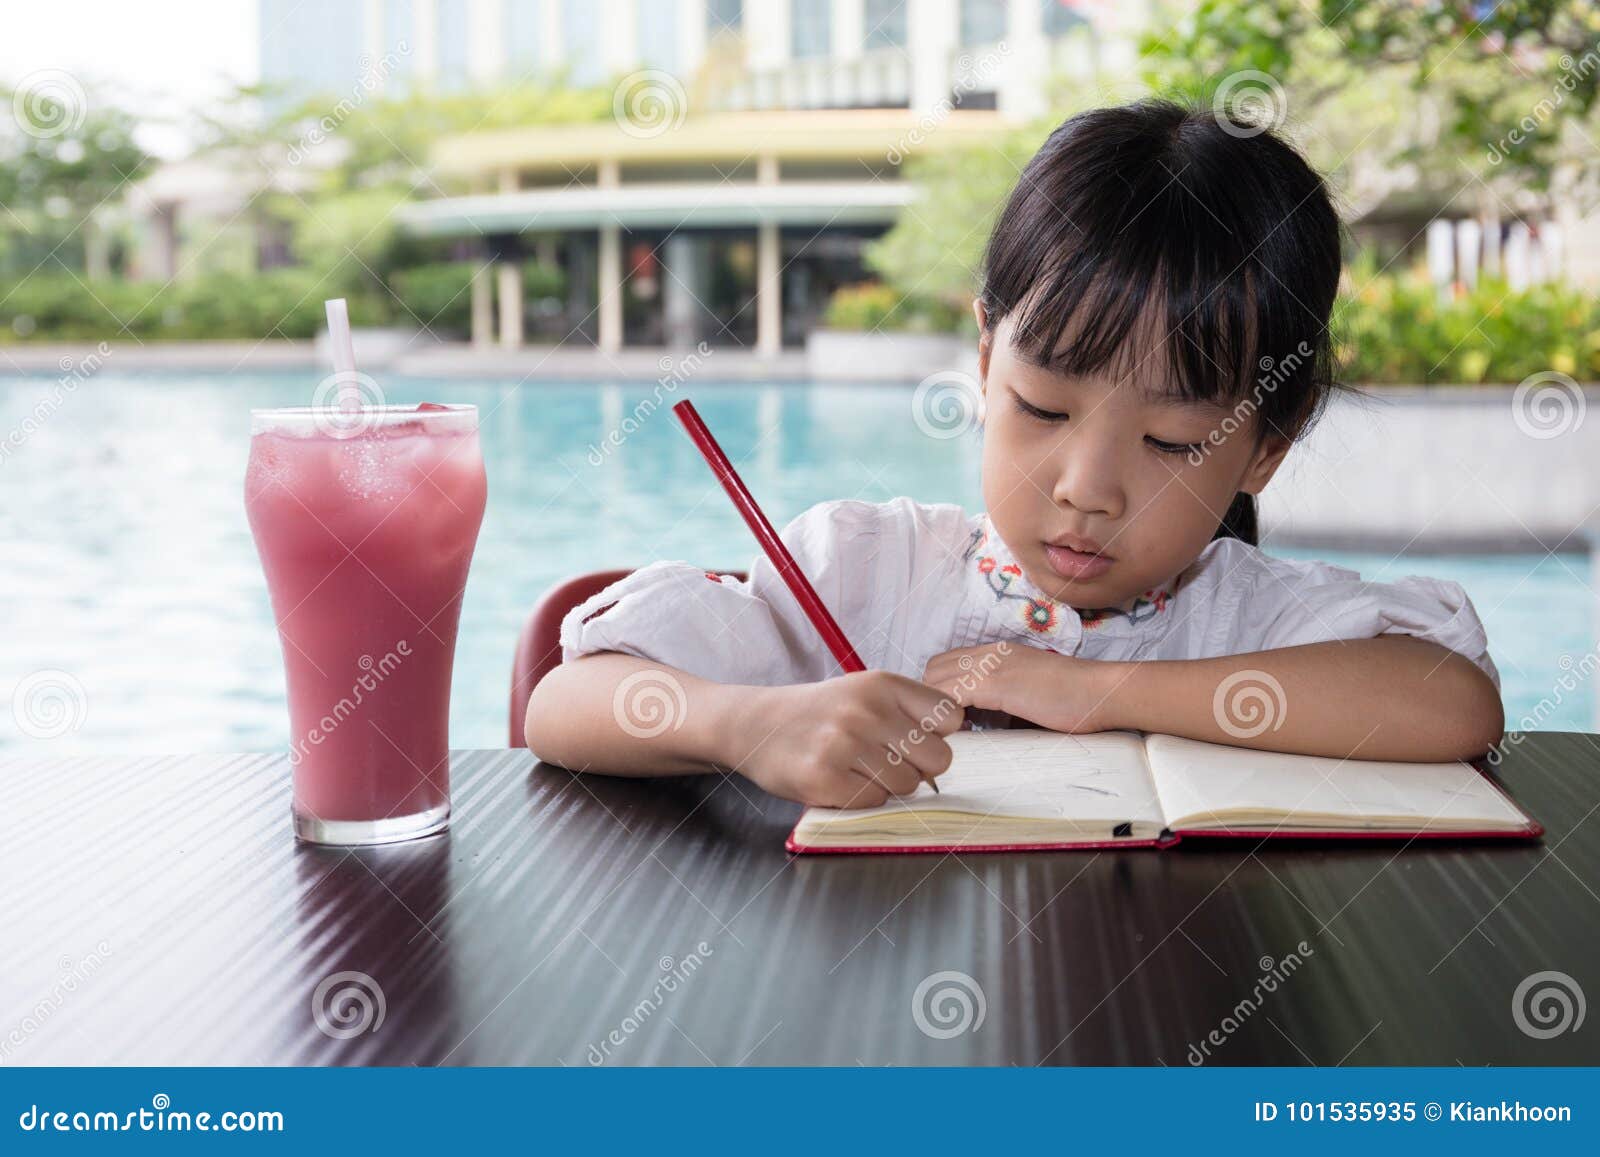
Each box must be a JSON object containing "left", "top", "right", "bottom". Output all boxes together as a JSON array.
[{"left": 1043, "top": 542, "right": 1113, "bottom": 580}]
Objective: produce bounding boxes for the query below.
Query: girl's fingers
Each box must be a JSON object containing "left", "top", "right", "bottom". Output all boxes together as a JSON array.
[
  {"left": 822, "top": 771, "right": 888, "bottom": 810},
  {"left": 850, "top": 754, "right": 921, "bottom": 799},
  {"left": 876, "top": 709, "right": 954, "bottom": 780},
  {"left": 921, "top": 647, "right": 1007, "bottom": 711}
]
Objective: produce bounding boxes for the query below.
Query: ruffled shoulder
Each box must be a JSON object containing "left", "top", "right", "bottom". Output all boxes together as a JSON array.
[
  {"left": 559, "top": 497, "right": 979, "bottom": 683},
  {"left": 1183, "top": 538, "right": 1500, "bottom": 690}
]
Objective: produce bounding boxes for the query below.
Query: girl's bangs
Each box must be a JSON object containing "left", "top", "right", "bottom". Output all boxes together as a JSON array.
[{"left": 1003, "top": 251, "right": 1258, "bottom": 408}]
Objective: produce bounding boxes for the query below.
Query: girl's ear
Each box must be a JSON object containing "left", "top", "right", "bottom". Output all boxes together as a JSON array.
[
  {"left": 972, "top": 298, "right": 991, "bottom": 382},
  {"left": 1239, "top": 433, "right": 1293, "bottom": 495}
]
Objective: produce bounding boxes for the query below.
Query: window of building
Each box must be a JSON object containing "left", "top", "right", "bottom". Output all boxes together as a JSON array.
[
  {"left": 505, "top": 1, "right": 542, "bottom": 78},
  {"left": 562, "top": 0, "right": 602, "bottom": 84},
  {"left": 436, "top": 3, "right": 470, "bottom": 91},
  {"left": 959, "top": 0, "right": 1006, "bottom": 46},
  {"left": 864, "top": 0, "right": 908, "bottom": 49},
  {"left": 707, "top": 0, "right": 742, "bottom": 33},
  {"left": 1042, "top": 0, "right": 1089, "bottom": 36},
  {"left": 381, "top": 0, "right": 418, "bottom": 92},
  {"left": 791, "top": 2, "right": 831, "bottom": 58},
  {"left": 636, "top": 0, "right": 680, "bottom": 72}
]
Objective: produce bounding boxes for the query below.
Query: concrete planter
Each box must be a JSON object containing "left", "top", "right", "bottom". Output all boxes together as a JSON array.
[
  {"left": 806, "top": 328, "right": 976, "bottom": 382},
  {"left": 312, "top": 327, "right": 441, "bottom": 371},
  {"left": 801, "top": 337, "right": 1600, "bottom": 552},
  {"left": 1263, "top": 383, "right": 1600, "bottom": 551}
]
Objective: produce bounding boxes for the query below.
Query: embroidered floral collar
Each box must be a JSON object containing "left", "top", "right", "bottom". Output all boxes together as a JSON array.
[{"left": 962, "top": 519, "right": 1180, "bottom": 635}]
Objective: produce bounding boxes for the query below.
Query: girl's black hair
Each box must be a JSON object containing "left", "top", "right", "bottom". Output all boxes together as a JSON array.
[{"left": 978, "top": 99, "right": 1344, "bottom": 547}]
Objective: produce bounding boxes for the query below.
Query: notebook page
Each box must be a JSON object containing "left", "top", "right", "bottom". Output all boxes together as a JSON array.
[
  {"left": 1143, "top": 733, "right": 1530, "bottom": 831},
  {"left": 807, "top": 728, "right": 1164, "bottom": 828}
]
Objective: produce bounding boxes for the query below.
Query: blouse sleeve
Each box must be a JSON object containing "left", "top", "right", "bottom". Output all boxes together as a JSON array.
[
  {"left": 557, "top": 498, "right": 950, "bottom": 686},
  {"left": 1247, "top": 557, "right": 1502, "bottom": 692}
]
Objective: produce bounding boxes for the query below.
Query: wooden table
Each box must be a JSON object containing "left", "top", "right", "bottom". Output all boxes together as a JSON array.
[{"left": 3, "top": 734, "right": 1597, "bottom": 1066}]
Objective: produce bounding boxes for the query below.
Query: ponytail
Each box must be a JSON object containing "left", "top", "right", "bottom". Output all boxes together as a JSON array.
[{"left": 1213, "top": 491, "right": 1258, "bottom": 546}]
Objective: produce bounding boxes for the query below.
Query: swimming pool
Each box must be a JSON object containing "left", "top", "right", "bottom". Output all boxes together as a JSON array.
[{"left": 0, "top": 370, "right": 1592, "bottom": 756}]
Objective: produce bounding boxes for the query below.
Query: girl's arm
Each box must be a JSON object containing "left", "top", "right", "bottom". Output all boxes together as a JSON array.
[
  {"left": 526, "top": 651, "right": 753, "bottom": 776},
  {"left": 526, "top": 651, "right": 964, "bottom": 807},
  {"left": 924, "top": 636, "right": 1505, "bottom": 762}
]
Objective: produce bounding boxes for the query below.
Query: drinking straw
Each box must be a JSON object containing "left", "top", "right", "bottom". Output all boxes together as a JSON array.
[
  {"left": 671, "top": 398, "right": 939, "bottom": 793},
  {"left": 324, "top": 298, "right": 359, "bottom": 411}
]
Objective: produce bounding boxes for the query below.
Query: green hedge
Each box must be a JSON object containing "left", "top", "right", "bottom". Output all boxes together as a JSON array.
[
  {"left": 822, "top": 274, "right": 1600, "bottom": 385},
  {"left": 0, "top": 270, "right": 370, "bottom": 341},
  {"left": 822, "top": 282, "right": 970, "bottom": 335},
  {"left": 6, "top": 262, "right": 1598, "bottom": 385},
  {"left": 1335, "top": 267, "right": 1600, "bottom": 384},
  {"left": 0, "top": 262, "right": 570, "bottom": 343},
  {"left": 388, "top": 261, "right": 566, "bottom": 338}
]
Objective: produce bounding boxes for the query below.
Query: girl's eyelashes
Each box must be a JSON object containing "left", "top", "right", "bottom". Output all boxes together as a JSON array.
[
  {"left": 1011, "top": 393, "right": 1069, "bottom": 423},
  {"left": 1146, "top": 435, "right": 1206, "bottom": 457},
  {"left": 1010, "top": 388, "right": 1206, "bottom": 456}
]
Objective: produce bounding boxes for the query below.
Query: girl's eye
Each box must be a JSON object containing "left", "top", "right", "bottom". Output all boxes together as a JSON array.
[
  {"left": 1146, "top": 436, "right": 1204, "bottom": 457},
  {"left": 1013, "top": 395, "right": 1069, "bottom": 423}
]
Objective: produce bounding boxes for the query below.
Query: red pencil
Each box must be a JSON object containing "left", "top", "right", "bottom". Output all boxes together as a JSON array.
[{"left": 671, "top": 398, "right": 938, "bottom": 793}]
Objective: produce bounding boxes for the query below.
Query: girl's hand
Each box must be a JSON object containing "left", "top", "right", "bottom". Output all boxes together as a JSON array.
[
  {"left": 922, "top": 643, "right": 1119, "bottom": 734},
  {"left": 728, "top": 672, "right": 963, "bottom": 809}
]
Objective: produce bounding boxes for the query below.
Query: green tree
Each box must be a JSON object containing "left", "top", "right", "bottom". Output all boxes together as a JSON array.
[
  {"left": 1141, "top": 1, "right": 1600, "bottom": 229},
  {"left": 0, "top": 81, "right": 150, "bottom": 278}
]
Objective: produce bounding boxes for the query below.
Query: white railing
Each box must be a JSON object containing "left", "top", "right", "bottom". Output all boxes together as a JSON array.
[{"left": 715, "top": 49, "right": 912, "bottom": 111}]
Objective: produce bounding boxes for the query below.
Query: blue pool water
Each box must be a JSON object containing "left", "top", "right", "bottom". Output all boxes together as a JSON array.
[{"left": 0, "top": 370, "right": 1593, "bottom": 755}]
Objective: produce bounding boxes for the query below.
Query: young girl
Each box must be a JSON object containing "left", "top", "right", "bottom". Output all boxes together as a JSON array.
[{"left": 526, "top": 100, "right": 1504, "bottom": 809}]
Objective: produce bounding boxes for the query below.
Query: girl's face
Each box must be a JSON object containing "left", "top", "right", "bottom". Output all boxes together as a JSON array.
[{"left": 975, "top": 301, "right": 1292, "bottom": 610}]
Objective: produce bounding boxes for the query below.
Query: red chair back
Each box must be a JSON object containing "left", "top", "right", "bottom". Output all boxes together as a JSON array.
[{"left": 509, "top": 568, "right": 745, "bottom": 746}]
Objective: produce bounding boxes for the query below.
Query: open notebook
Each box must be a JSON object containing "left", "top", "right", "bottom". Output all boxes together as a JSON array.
[{"left": 786, "top": 729, "right": 1541, "bottom": 854}]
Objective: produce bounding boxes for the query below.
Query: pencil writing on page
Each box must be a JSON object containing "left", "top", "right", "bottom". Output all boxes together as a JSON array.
[{"left": 670, "top": 398, "right": 940, "bottom": 794}]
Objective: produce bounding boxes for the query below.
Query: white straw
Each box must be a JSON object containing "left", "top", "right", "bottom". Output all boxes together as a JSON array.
[{"left": 324, "top": 298, "right": 359, "bottom": 410}]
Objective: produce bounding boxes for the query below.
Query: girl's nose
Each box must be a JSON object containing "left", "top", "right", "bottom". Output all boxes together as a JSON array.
[{"left": 1049, "top": 426, "right": 1125, "bottom": 520}]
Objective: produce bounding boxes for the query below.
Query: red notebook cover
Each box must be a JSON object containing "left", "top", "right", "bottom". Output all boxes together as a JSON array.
[{"left": 785, "top": 760, "right": 1543, "bottom": 855}]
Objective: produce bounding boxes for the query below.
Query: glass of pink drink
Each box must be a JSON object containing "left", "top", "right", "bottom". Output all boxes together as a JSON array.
[{"left": 245, "top": 404, "right": 487, "bottom": 845}]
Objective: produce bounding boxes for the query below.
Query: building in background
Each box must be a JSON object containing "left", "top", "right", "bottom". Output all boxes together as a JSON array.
[
  {"left": 403, "top": 108, "right": 1008, "bottom": 354},
  {"left": 126, "top": 0, "right": 1592, "bottom": 353},
  {"left": 126, "top": 1, "right": 1146, "bottom": 349},
  {"left": 375, "top": 0, "right": 1151, "bottom": 353},
  {"left": 257, "top": 0, "right": 1146, "bottom": 118}
]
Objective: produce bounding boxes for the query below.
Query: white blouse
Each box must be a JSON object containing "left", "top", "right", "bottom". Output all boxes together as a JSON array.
[{"left": 560, "top": 497, "right": 1500, "bottom": 692}]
